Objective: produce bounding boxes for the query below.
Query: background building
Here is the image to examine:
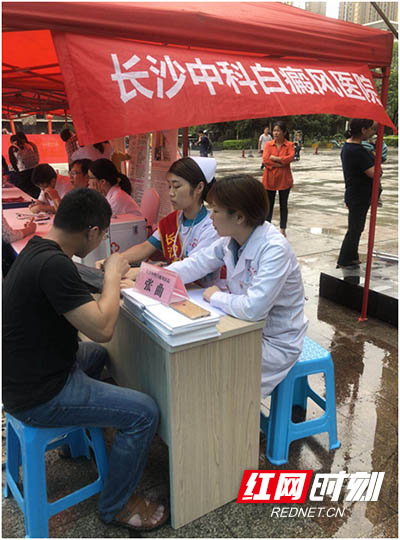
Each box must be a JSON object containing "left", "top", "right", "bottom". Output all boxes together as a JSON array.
[
  {"left": 305, "top": 2, "right": 326, "bottom": 16},
  {"left": 338, "top": 2, "right": 398, "bottom": 25}
]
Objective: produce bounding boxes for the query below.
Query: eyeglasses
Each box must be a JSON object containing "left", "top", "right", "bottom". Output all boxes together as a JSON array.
[
  {"left": 88, "top": 225, "right": 109, "bottom": 240},
  {"left": 70, "top": 171, "right": 83, "bottom": 177}
]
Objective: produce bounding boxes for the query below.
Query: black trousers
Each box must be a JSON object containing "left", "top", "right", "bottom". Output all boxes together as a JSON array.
[
  {"left": 337, "top": 201, "right": 370, "bottom": 266},
  {"left": 266, "top": 188, "right": 291, "bottom": 229}
]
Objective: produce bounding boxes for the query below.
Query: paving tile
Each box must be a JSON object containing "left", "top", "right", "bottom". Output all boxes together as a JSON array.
[
  {"left": 214, "top": 498, "right": 327, "bottom": 538},
  {"left": 370, "top": 513, "right": 399, "bottom": 538},
  {"left": 51, "top": 511, "right": 130, "bottom": 538},
  {"left": 2, "top": 496, "right": 27, "bottom": 538},
  {"left": 143, "top": 507, "right": 231, "bottom": 538}
]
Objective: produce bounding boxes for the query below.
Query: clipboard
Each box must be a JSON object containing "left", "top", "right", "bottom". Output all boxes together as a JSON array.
[{"left": 170, "top": 299, "right": 210, "bottom": 320}]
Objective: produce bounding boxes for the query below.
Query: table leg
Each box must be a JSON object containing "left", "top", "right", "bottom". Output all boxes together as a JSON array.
[{"left": 167, "top": 330, "right": 261, "bottom": 528}]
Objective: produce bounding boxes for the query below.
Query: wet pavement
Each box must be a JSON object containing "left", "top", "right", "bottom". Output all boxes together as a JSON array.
[{"left": 2, "top": 147, "right": 398, "bottom": 538}]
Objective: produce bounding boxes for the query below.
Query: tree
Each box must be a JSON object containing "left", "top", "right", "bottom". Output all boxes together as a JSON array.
[
  {"left": 191, "top": 114, "right": 351, "bottom": 142},
  {"left": 386, "top": 41, "right": 398, "bottom": 129}
]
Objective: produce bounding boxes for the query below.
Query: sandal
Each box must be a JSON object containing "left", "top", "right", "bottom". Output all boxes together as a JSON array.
[{"left": 111, "top": 493, "right": 169, "bottom": 532}]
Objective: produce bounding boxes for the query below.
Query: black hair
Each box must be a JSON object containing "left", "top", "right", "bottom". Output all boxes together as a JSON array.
[
  {"left": 54, "top": 188, "right": 112, "bottom": 233},
  {"left": 89, "top": 158, "right": 131, "bottom": 194},
  {"left": 168, "top": 157, "right": 214, "bottom": 202},
  {"left": 70, "top": 158, "right": 92, "bottom": 175},
  {"left": 93, "top": 141, "right": 109, "bottom": 154},
  {"left": 32, "top": 163, "right": 57, "bottom": 187},
  {"left": 60, "top": 128, "right": 73, "bottom": 142},
  {"left": 272, "top": 121, "right": 289, "bottom": 140},
  {"left": 15, "top": 131, "right": 28, "bottom": 143},
  {"left": 345, "top": 118, "right": 374, "bottom": 138},
  {"left": 11, "top": 132, "right": 28, "bottom": 148},
  {"left": 118, "top": 173, "right": 132, "bottom": 195},
  {"left": 208, "top": 175, "right": 269, "bottom": 228}
]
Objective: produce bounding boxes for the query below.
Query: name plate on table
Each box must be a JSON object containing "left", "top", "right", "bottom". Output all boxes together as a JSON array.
[{"left": 135, "top": 262, "right": 188, "bottom": 305}]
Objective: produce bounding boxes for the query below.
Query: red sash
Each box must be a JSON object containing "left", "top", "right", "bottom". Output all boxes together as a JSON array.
[{"left": 158, "top": 210, "right": 183, "bottom": 264}]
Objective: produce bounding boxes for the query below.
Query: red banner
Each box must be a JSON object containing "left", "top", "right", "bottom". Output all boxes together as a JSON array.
[
  {"left": 52, "top": 32, "right": 394, "bottom": 146},
  {"left": 2, "top": 134, "right": 67, "bottom": 165}
]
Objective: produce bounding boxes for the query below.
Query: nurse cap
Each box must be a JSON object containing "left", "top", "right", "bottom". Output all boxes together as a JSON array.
[{"left": 190, "top": 156, "right": 217, "bottom": 184}]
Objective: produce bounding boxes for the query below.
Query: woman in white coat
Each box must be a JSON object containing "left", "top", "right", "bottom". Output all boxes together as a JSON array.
[
  {"left": 167, "top": 174, "right": 308, "bottom": 397},
  {"left": 88, "top": 159, "right": 143, "bottom": 217}
]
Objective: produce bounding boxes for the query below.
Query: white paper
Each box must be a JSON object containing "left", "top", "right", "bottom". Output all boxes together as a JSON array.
[
  {"left": 145, "top": 303, "right": 219, "bottom": 333},
  {"left": 122, "top": 288, "right": 160, "bottom": 308},
  {"left": 127, "top": 133, "right": 151, "bottom": 205},
  {"left": 187, "top": 289, "right": 226, "bottom": 316},
  {"left": 145, "top": 318, "right": 220, "bottom": 346},
  {"left": 150, "top": 129, "right": 177, "bottom": 219}
]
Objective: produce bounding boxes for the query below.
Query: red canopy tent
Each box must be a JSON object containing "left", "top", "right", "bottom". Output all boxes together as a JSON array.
[
  {"left": 2, "top": 2, "right": 394, "bottom": 127},
  {"left": 2, "top": 2, "right": 395, "bottom": 318}
]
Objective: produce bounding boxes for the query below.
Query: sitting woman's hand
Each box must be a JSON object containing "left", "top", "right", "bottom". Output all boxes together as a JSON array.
[
  {"left": 22, "top": 218, "right": 37, "bottom": 237},
  {"left": 29, "top": 203, "right": 44, "bottom": 214},
  {"left": 120, "top": 278, "right": 135, "bottom": 289},
  {"left": 29, "top": 202, "right": 55, "bottom": 214},
  {"left": 96, "top": 258, "right": 105, "bottom": 270},
  {"left": 203, "top": 285, "right": 221, "bottom": 302},
  {"left": 44, "top": 186, "right": 61, "bottom": 203},
  {"left": 125, "top": 267, "right": 141, "bottom": 281}
]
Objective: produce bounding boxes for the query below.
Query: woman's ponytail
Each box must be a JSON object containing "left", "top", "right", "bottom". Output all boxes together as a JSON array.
[{"left": 118, "top": 173, "right": 132, "bottom": 195}]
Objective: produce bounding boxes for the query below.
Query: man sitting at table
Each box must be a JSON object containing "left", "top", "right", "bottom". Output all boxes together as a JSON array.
[
  {"left": 30, "top": 163, "right": 72, "bottom": 214},
  {"left": 2, "top": 188, "right": 169, "bottom": 532},
  {"left": 69, "top": 158, "right": 92, "bottom": 189}
]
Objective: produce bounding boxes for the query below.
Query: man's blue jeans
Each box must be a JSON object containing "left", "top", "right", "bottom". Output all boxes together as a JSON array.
[{"left": 12, "top": 341, "right": 160, "bottom": 523}]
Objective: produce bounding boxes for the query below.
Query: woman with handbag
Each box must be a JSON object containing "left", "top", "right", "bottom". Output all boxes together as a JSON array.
[{"left": 9, "top": 132, "right": 40, "bottom": 198}]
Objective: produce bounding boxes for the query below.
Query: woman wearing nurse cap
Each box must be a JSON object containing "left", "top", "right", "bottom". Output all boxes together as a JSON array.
[{"left": 100, "top": 156, "right": 219, "bottom": 277}]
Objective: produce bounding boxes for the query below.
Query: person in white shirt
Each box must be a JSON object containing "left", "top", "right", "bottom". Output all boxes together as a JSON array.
[
  {"left": 88, "top": 158, "right": 142, "bottom": 217},
  {"left": 30, "top": 164, "right": 72, "bottom": 214},
  {"left": 100, "top": 157, "right": 219, "bottom": 283},
  {"left": 71, "top": 141, "right": 113, "bottom": 162},
  {"left": 167, "top": 174, "right": 308, "bottom": 397},
  {"left": 258, "top": 127, "right": 272, "bottom": 170},
  {"left": 60, "top": 128, "right": 79, "bottom": 164}
]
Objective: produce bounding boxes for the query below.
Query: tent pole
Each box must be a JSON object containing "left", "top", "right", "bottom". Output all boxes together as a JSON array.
[
  {"left": 359, "top": 66, "right": 391, "bottom": 321},
  {"left": 10, "top": 118, "right": 16, "bottom": 134},
  {"left": 183, "top": 127, "right": 189, "bottom": 157},
  {"left": 47, "top": 114, "right": 53, "bottom": 134}
]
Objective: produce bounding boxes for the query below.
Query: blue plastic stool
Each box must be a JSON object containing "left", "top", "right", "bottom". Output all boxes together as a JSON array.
[
  {"left": 3, "top": 414, "right": 109, "bottom": 538},
  {"left": 261, "top": 336, "right": 340, "bottom": 465}
]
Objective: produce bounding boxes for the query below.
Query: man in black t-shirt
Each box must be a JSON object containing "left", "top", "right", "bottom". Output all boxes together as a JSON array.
[
  {"left": 337, "top": 118, "right": 377, "bottom": 268},
  {"left": 3, "top": 189, "right": 168, "bottom": 532},
  {"left": 198, "top": 131, "right": 210, "bottom": 157}
]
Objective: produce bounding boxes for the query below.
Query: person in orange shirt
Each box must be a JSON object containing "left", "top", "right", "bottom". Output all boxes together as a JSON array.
[{"left": 262, "top": 121, "right": 295, "bottom": 237}]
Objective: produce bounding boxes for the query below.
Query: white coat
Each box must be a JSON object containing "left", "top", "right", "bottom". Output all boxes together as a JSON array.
[
  {"left": 168, "top": 221, "right": 308, "bottom": 397},
  {"left": 106, "top": 185, "right": 143, "bottom": 217}
]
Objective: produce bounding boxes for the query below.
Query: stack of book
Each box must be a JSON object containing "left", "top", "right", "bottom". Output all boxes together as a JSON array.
[{"left": 122, "top": 288, "right": 221, "bottom": 346}]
